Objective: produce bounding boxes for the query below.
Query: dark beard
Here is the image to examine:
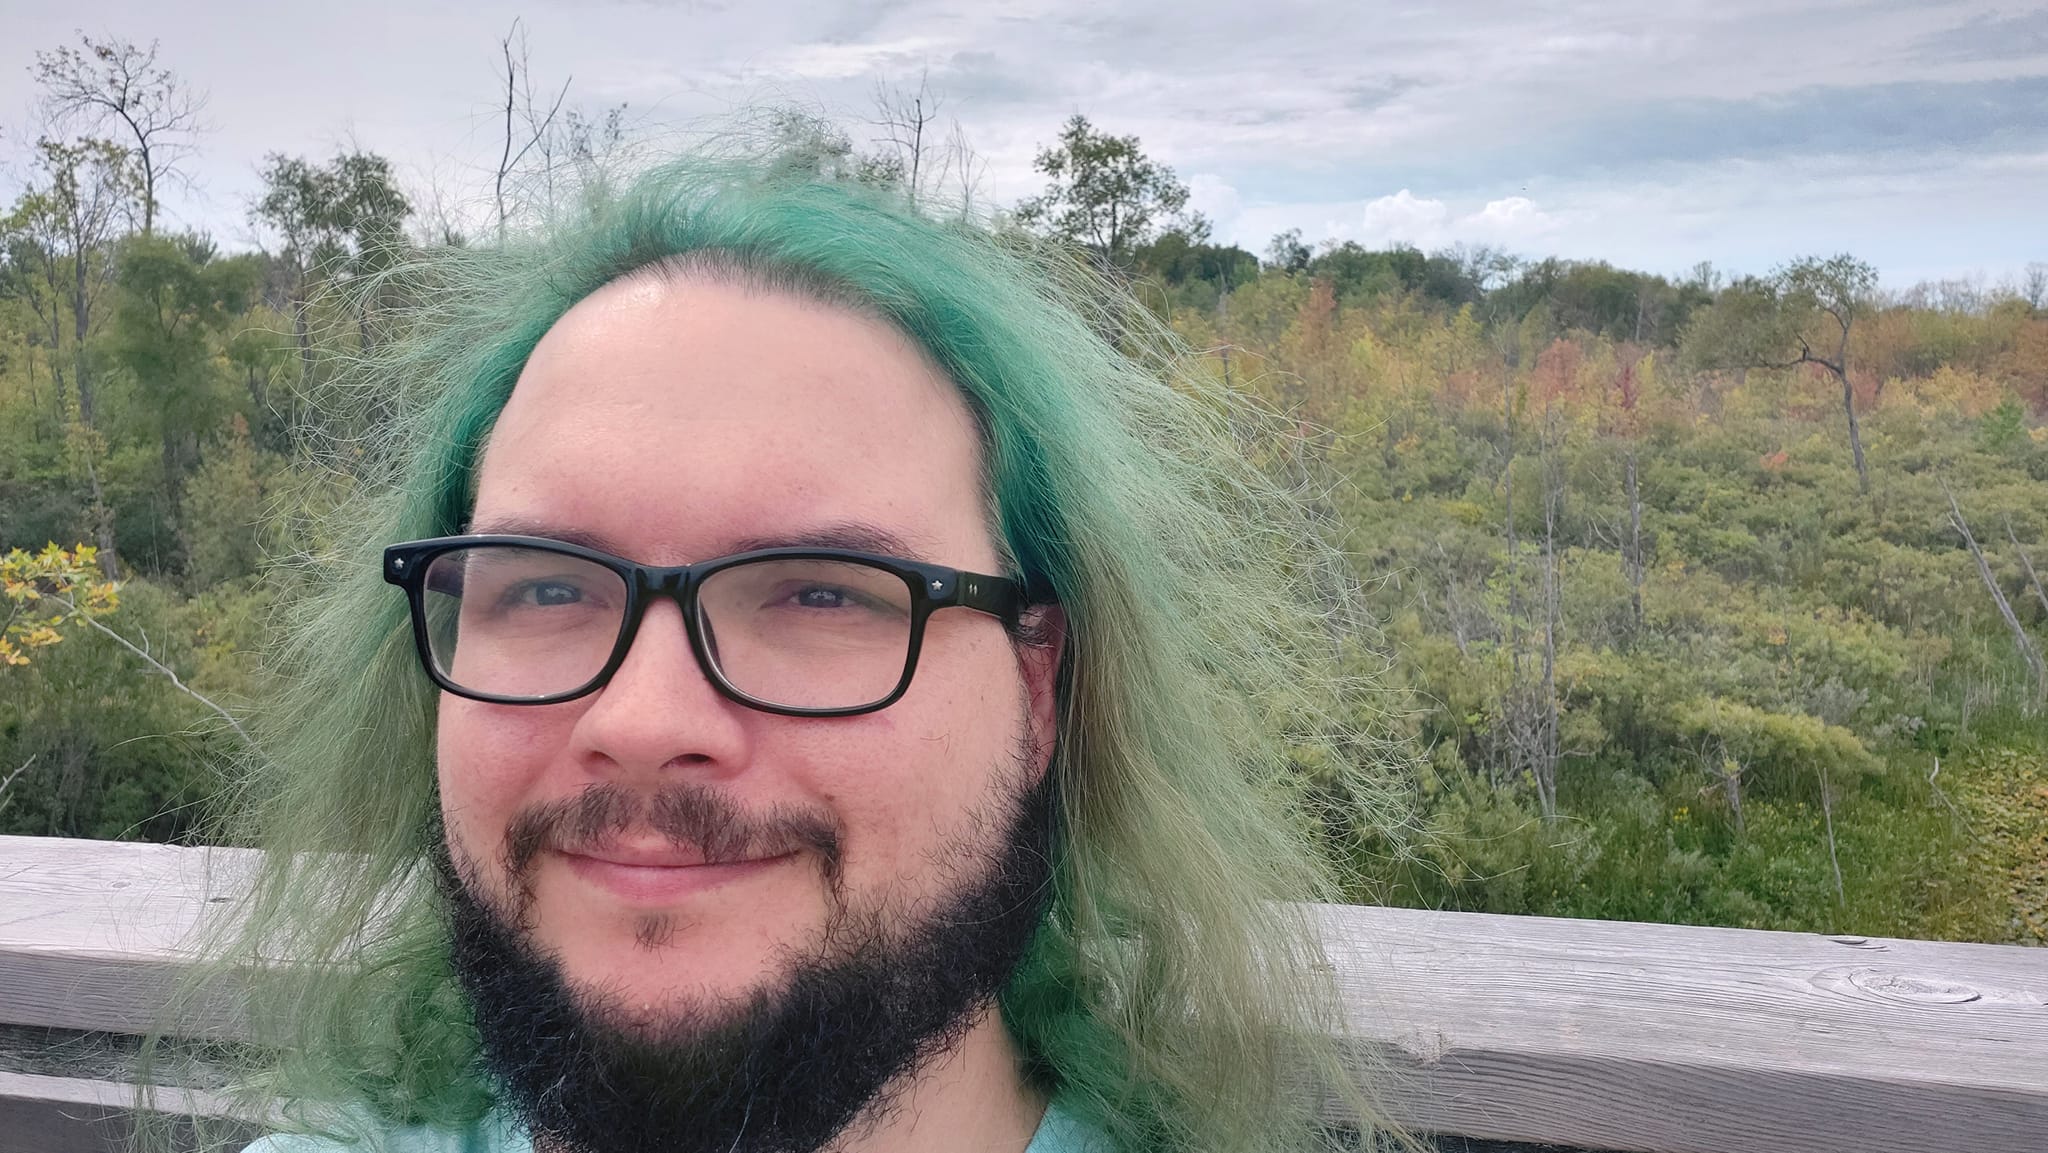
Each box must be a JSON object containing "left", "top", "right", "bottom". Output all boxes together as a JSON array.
[{"left": 434, "top": 763, "right": 1058, "bottom": 1153}]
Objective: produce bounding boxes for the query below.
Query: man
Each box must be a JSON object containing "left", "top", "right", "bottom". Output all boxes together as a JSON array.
[{"left": 210, "top": 159, "right": 1394, "bottom": 1153}]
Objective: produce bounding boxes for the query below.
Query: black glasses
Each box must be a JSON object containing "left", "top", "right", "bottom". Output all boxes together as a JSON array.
[{"left": 383, "top": 534, "right": 1026, "bottom": 717}]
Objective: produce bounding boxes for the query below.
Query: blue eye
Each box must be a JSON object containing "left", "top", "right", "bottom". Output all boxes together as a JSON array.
[
  {"left": 529, "top": 582, "right": 583, "bottom": 607},
  {"left": 497, "top": 579, "right": 587, "bottom": 610},
  {"left": 793, "top": 586, "right": 854, "bottom": 609}
]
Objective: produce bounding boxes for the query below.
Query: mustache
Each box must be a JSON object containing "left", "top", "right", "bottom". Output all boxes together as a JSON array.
[{"left": 502, "top": 782, "right": 843, "bottom": 882}]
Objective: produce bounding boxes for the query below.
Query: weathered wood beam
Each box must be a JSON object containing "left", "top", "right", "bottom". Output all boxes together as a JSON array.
[
  {"left": 1311, "top": 902, "right": 2048, "bottom": 1151},
  {"left": 0, "top": 1071, "right": 254, "bottom": 1153},
  {"left": 3, "top": 835, "right": 2046, "bottom": 1153}
]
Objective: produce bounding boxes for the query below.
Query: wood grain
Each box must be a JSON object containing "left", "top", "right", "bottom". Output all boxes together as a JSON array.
[
  {"left": 4, "top": 834, "right": 2045, "bottom": 1152},
  {"left": 0, "top": 834, "right": 253, "bottom": 1039},
  {"left": 1313, "top": 902, "right": 2048, "bottom": 1151},
  {"left": 0, "top": 1071, "right": 253, "bottom": 1153}
]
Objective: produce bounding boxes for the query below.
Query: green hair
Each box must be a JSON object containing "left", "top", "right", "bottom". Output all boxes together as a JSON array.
[{"left": 178, "top": 153, "right": 1410, "bottom": 1153}]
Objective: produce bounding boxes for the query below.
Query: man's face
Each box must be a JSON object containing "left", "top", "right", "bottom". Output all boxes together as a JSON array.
[{"left": 438, "top": 273, "right": 1058, "bottom": 1030}]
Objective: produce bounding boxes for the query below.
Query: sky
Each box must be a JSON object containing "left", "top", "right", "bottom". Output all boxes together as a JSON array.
[{"left": 1, "top": 0, "right": 2045, "bottom": 287}]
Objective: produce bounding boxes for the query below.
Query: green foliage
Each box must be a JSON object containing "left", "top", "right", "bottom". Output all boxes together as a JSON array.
[
  {"left": 1014, "top": 115, "right": 1193, "bottom": 263},
  {"left": 254, "top": 151, "right": 412, "bottom": 276},
  {"left": 1314, "top": 243, "right": 1491, "bottom": 310},
  {"left": 0, "top": 543, "right": 119, "bottom": 666},
  {"left": 1778, "top": 253, "right": 1880, "bottom": 319},
  {"left": 180, "top": 419, "right": 280, "bottom": 587},
  {"left": 1680, "top": 276, "right": 1791, "bottom": 372},
  {"left": 1172, "top": 244, "right": 2047, "bottom": 944},
  {"left": 1130, "top": 227, "right": 1258, "bottom": 313},
  {"left": 1946, "top": 719, "right": 2048, "bottom": 943},
  {"left": 0, "top": 70, "right": 406, "bottom": 850},
  {"left": 1980, "top": 396, "right": 2028, "bottom": 454},
  {"left": 0, "top": 577, "right": 251, "bottom": 839},
  {"left": 1367, "top": 759, "right": 2001, "bottom": 939},
  {"left": 1264, "top": 229, "right": 1311, "bottom": 274},
  {"left": 1487, "top": 258, "right": 1710, "bottom": 345}
]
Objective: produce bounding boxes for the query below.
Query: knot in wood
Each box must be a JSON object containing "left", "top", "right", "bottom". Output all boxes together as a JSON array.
[{"left": 1845, "top": 967, "right": 1981, "bottom": 1005}]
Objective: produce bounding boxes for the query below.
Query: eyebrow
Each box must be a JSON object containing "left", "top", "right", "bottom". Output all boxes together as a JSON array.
[{"left": 462, "top": 515, "right": 938, "bottom": 563}]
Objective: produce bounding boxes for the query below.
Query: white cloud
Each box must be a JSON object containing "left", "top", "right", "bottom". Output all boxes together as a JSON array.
[
  {"left": 1184, "top": 172, "right": 1242, "bottom": 227},
  {"left": 768, "top": 37, "right": 949, "bottom": 81},
  {"left": 1351, "top": 190, "right": 1559, "bottom": 249},
  {"left": 1463, "top": 196, "right": 1561, "bottom": 242},
  {"left": 1357, "top": 189, "right": 1452, "bottom": 246}
]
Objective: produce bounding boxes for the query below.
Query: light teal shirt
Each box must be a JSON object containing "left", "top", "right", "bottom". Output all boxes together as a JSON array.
[{"left": 246, "top": 1100, "right": 1106, "bottom": 1153}]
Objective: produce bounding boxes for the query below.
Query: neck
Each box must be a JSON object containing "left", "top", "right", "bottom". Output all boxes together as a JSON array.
[{"left": 834, "top": 1007, "right": 1044, "bottom": 1153}]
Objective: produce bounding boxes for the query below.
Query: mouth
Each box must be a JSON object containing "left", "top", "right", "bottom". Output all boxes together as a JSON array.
[{"left": 555, "top": 845, "right": 799, "bottom": 904}]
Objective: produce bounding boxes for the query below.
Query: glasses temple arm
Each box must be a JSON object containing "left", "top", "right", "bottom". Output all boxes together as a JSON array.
[{"left": 949, "top": 570, "right": 1032, "bottom": 624}]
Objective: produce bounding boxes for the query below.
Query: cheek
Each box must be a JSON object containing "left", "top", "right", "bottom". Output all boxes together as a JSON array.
[
  {"left": 814, "top": 631, "right": 1028, "bottom": 886},
  {"left": 436, "top": 696, "right": 569, "bottom": 858}
]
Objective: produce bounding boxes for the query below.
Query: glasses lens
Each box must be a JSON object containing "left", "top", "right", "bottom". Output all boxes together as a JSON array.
[
  {"left": 421, "top": 546, "right": 628, "bottom": 700},
  {"left": 697, "top": 557, "right": 915, "bottom": 711}
]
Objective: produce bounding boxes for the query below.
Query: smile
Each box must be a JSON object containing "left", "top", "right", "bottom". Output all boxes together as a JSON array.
[{"left": 557, "top": 848, "right": 798, "bottom": 904}]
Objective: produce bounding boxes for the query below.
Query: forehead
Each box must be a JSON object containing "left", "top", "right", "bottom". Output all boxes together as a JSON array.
[{"left": 471, "top": 274, "right": 991, "bottom": 565}]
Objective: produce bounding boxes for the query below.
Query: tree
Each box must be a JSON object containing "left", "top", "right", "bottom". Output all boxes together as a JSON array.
[
  {"left": 1774, "top": 255, "right": 1878, "bottom": 494},
  {"left": 1131, "top": 224, "right": 1257, "bottom": 299},
  {"left": 942, "top": 119, "right": 988, "bottom": 218},
  {"left": 179, "top": 415, "right": 274, "bottom": 586},
  {"left": 1014, "top": 115, "right": 1191, "bottom": 264},
  {"left": 1, "top": 192, "right": 73, "bottom": 419},
  {"left": 2020, "top": 262, "right": 2047, "bottom": 313},
  {"left": 869, "top": 71, "right": 943, "bottom": 212},
  {"left": 7, "top": 137, "right": 142, "bottom": 576},
  {"left": 1681, "top": 255, "right": 1879, "bottom": 493},
  {"left": 13, "top": 137, "right": 140, "bottom": 429},
  {"left": 493, "top": 18, "right": 569, "bottom": 236},
  {"left": 1266, "top": 229, "right": 1311, "bottom": 274},
  {"left": 253, "top": 150, "right": 412, "bottom": 395},
  {"left": 108, "top": 233, "right": 260, "bottom": 534},
  {"left": 755, "top": 111, "right": 892, "bottom": 188},
  {"left": 33, "top": 34, "right": 205, "bottom": 236},
  {"left": 1678, "top": 275, "right": 1783, "bottom": 377},
  {"left": 0, "top": 544, "right": 118, "bottom": 668}
]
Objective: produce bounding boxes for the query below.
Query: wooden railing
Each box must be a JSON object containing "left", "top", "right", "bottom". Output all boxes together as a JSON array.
[{"left": 2, "top": 833, "right": 2044, "bottom": 1153}]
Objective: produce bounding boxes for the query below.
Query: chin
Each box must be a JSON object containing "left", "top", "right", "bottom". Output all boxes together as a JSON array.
[
  {"left": 537, "top": 892, "right": 816, "bottom": 1005},
  {"left": 559, "top": 933, "right": 790, "bottom": 1006}
]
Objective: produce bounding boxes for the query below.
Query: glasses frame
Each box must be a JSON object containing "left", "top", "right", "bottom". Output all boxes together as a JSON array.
[{"left": 383, "top": 533, "right": 1027, "bottom": 717}]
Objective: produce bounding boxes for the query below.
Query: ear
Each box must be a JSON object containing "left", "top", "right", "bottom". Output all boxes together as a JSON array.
[{"left": 1016, "top": 603, "right": 1067, "bottom": 773}]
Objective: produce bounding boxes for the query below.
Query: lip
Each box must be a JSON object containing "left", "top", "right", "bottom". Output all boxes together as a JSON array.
[{"left": 557, "top": 848, "right": 795, "bottom": 904}]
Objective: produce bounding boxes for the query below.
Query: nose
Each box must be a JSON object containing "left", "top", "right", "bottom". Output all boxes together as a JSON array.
[{"left": 566, "top": 597, "right": 751, "bottom": 780}]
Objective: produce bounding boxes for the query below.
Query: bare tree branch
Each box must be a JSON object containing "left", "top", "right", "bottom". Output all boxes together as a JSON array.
[
  {"left": 2007, "top": 517, "right": 2048, "bottom": 619},
  {"left": 871, "top": 68, "right": 941, "bottom": 210},
  {"left": 33, "top": 34, "right": 206, "bottom": 235},
  {"left": 1820, "top": 761, "right": 1845, "bottom": 910},
  {"left": 0, "top": 756, "right": 37, "bottom": 821},
  {"left": 945, "top": 119, "right": 986, "bottom": 217},
  {"left": 55, "top": 593, "right": 256, "bottom": 746},
  {"left": 1944, "top": 479, "right": 2048, "bottom": 706},
  {"left": 494, "top": 19, "right": 573, "bottom": 235},
  {"left": 514, "top": 81, "right": 572, "bottom": 193},
  {"left": 496, "top": 21, "right": 521, "bottom": 237}
]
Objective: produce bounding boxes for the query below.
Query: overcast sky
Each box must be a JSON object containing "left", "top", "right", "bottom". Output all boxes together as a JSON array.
[{"left": 3, "top": 0, "right": 2045, "bottom": 286}]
